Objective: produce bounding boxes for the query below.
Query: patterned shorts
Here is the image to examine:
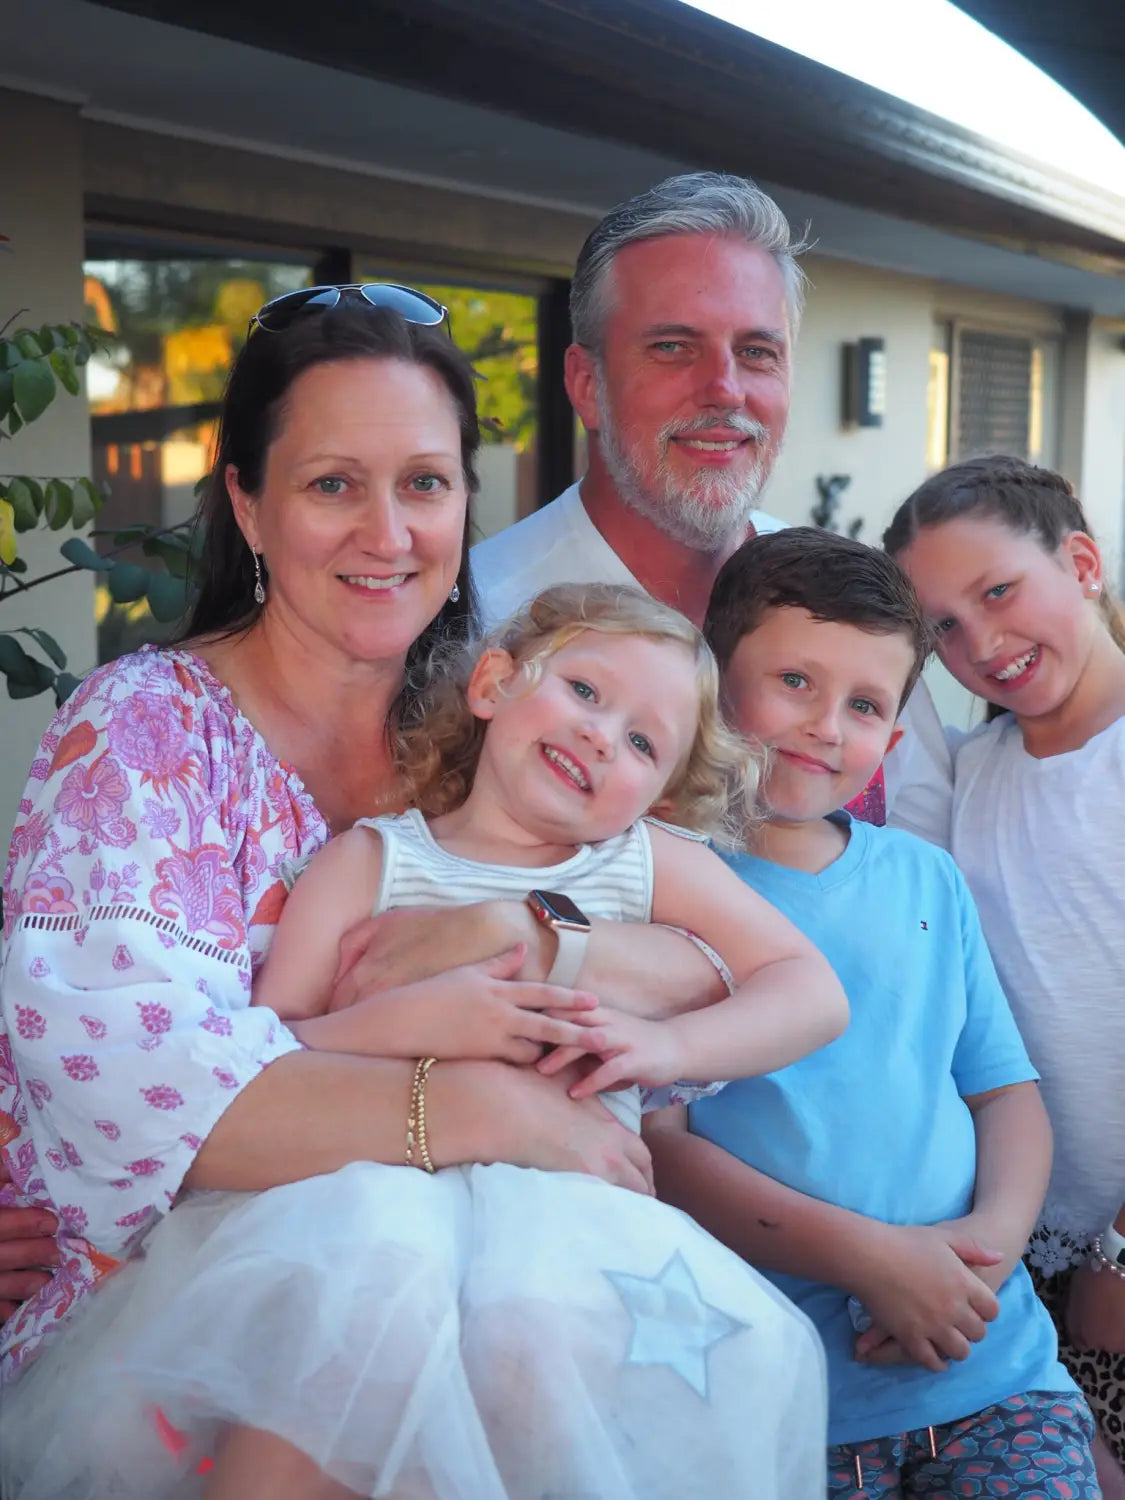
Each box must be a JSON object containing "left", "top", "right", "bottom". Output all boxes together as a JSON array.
[
  {"left": 1031, "top": 1260, "right": 1125, "bottom": 1471},
  {"left": 827, "top": 1390, "right": 1099, "bottom": 1497}
]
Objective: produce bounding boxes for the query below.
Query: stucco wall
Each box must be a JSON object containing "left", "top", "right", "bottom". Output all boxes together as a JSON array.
[
  {"left": 0, "top": 90, "right": 94, "bottom": 856},
  {"left": 768, "top": 255, "right": 933, "bottom": 542}
]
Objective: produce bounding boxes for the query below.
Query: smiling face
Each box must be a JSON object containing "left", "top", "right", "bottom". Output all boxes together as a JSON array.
[
  {"left": 895, "top": 515, "right": 1102, "bottom": 721},
  {"left": 228, "top": 357, "right": 468, "bottom": 670},
  {"left": 567, "top": 233, "right": 791, "bottom": 551},
  {"left": 467, "top": 631, "right": 702, "bottom": 845},
  {"left": 723, "top": 607, "right": 913, "bottom": 823}
]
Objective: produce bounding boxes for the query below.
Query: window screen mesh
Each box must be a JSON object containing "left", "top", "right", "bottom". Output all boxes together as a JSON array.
[{"left": 956, "top": 330, "right": 1031, "bottom": 458}]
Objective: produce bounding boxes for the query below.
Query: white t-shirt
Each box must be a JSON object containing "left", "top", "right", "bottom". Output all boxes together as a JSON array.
[
  {"left": 471, "top": 482, "right": 953, "bottom": 826},
  {"left": 945, "top": 713, "right": 1125, "bottom": 1272},
  {"left": 470, "top": 481, "right": 786, "bottom": 631}
]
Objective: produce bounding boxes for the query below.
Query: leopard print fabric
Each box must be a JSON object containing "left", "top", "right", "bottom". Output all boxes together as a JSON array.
[{"left": 1029, "top": 1259, "right": 1125, "bottom": 1470}]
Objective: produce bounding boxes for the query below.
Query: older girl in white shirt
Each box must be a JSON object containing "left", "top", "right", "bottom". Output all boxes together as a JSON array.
[{"left": 886, "top": 454, "right": 1125, "bottom": 1490}]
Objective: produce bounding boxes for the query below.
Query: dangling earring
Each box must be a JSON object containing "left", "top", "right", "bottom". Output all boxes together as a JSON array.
[
  {"left": 253, "top": 552, "right": 266, "bottom": 606},
  {"left": 449, "top": 582, "right": 461, "bottom": 604}
]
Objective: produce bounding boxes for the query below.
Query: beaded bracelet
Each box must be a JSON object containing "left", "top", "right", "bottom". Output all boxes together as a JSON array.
[
  {"left": 406, "top": 1056, "right": 437, "bottom": 1173},
  {"left": 1092, "top": 1235, "right": 1125, "bottom": 1279}
]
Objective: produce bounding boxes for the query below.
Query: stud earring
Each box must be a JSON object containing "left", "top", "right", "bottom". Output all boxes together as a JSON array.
[
  {"left": 253, "top": 552, "right": 266, "bottom": 606},
  {"left": 449, "top": 582, "right": 461, "bottom": 604},
  {"left": 1090, "top": 581, "right": 1102, "bottom": 595}
]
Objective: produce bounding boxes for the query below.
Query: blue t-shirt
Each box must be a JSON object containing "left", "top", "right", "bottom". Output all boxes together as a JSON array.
[{"left": 690, "top": 817, "right": 1074, "bottom": 1447}]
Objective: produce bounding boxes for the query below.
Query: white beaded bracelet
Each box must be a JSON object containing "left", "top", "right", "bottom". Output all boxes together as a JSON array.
[{"left": 1093, "top": 1231, "right": 1125, "bottom": 1279}]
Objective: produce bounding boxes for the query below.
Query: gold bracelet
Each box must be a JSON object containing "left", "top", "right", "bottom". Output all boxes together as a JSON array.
[{"left": 406, "top": 1057, "right": 437, "bottom": 1173}]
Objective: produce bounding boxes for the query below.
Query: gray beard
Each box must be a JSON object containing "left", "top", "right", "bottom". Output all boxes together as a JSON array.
[{"left": 596, "top": 369, "right": 776, "bottom": 554}]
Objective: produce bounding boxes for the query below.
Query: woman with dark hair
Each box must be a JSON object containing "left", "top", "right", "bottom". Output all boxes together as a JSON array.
[{"left": 0, "top": 288, "right": 697, "bottom": 1497}]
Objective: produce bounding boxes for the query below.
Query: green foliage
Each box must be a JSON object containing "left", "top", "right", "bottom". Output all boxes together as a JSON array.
[
  {"left": 0, "top": 313, "right": 198, "bottom": 706},
  {"left": 418, "top": 285, "right": 538, "bottom": 450}
]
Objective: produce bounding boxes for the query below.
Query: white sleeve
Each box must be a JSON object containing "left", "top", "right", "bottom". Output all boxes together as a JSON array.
[{"left": 883, "top": 678, "right": 954, "bottom": 851}]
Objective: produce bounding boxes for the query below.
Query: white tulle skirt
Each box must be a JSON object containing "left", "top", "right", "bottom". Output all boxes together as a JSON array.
[{"left": 0, "top": 1160, "right": 826, "bottom": 1499}]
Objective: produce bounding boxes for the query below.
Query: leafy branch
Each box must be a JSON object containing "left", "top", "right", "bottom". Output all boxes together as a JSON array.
[{"left": 0, "top": 315, "right": 199, "bottom": 705}]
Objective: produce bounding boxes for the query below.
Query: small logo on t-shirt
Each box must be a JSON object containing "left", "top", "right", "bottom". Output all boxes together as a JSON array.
[{"left": 920, "top": 920, "right": 928, "bottom": 931}]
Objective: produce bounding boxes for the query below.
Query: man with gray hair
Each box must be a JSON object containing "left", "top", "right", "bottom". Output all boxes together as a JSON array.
[
  {"left": 473, "top": 170, "right": 950, "bottom": 831},
  {"left": 474, "top": 171, "right": 798, "bottom": 630}
]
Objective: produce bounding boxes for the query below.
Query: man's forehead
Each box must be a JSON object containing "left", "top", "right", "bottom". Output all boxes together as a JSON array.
[{"left": 606, "top": 233, "right": 790, "bottom": 331}]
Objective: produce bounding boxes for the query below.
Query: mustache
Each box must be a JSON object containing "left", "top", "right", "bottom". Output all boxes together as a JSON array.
[{"left": 662, "top": 413, "right": 770, "bottom": 443}]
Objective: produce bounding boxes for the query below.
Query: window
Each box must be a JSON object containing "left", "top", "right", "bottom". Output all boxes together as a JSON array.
[
  {"left": 926, "top": 319, "right": 1060, "bottom": 470},
  {"left": 84, "top": 245, "right": 314, "bottom": 661}
]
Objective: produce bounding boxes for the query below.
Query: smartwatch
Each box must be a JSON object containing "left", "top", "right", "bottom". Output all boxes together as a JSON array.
[{"left": 527, "top": 890, "right": 591, "bottom": 988}]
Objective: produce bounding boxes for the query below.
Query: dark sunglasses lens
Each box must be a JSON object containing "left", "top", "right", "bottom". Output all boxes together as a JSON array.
[
  {"left": 359, "top": 285, "right": 447, "bottom": 326},
  {"left": 255, "top": 286, "right": 342, "bottom": 331}
]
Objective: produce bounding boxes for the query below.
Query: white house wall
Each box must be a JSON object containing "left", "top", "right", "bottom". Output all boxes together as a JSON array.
[{"left": 1, "top": 91, "right": 92, "bottom": 862}]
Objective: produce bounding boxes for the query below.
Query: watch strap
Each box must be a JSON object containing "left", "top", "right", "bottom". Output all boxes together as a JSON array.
[{"left": 546, "top": 923, "right": 588, "bottom": 989}]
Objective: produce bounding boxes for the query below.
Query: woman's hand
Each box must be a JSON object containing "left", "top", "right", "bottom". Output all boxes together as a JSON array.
[
  {"left": 432, "top": 1059, "right": 654, "bottom": 1196},
  {"left": 0, "top": 1161, "right": 59, "bottom": 1322},
  {"left": 329, "top": 901, "right": 547, "bottom": 1011}
]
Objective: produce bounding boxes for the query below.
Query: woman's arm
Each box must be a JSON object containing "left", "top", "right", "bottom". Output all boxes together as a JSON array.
[
  {"left": 327, "top": 902, "right": 729, "bottom": 1017},
  {"left": 185, "top": 1051, "right": 654, "bottom": 1195},
  {"left": 1068, "top": 1202, "right": 1125, "bottom": 1354}
]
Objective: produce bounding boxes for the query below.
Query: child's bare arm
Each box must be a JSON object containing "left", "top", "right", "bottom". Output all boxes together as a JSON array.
[
  {"left": 556, "top": 829, "right": 847, "bottom": 1096},
  {"left": 649, "top": 829, "right": 848, "bottom": 1078},
  {"left": 328, "top": 903, "right": 728, "bottom": 1017},
  {"left": 645, "top": 1107, "right": 1002, "bottom": 1373},
  {"left": 954, "top": 1081, "right": 1052, "bottom": 1289},
  {"left": 253, "top": 828, "right": 382, "bottom": 1021},
  {"left": 853, "top": 1080, "right": 1049, "bottom": 1365},
  {"left": 257, "top": 830, "right": 606, "bottom": 1064}
]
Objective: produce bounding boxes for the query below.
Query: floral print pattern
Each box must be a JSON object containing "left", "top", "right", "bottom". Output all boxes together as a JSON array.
[{"left": 0, "top": 648, "right": 325, "bottom": 1382}]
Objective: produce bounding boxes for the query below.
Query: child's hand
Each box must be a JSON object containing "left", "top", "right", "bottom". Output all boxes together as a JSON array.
[
  {"left": 536, "top": 1007, "right": 682, "bottom": 1097},
  {"left": 290, "top": 945, "right": 611, "bottom": 1064},
  {"left": 851, "top": 1322, "right": 909, "bottom": 1365},
  {"left": 365, "top": 945, "right": 609, "bottom": 1065},
  {"left": 850, "top": 1222, "right": 1004, "bottom": 1372}
]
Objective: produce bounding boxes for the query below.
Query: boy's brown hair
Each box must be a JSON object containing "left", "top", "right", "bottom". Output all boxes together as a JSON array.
[{"left": 704, "top": 527, "right": 932, "bottom": 711}]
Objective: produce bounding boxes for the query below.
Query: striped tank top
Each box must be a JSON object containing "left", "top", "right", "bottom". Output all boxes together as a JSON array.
[
  {"left": 354, "top": 809, "right": 656, "bottom": 1131},
  {"left": 358, "top": 808, "right": 655, "bottom": 926}
]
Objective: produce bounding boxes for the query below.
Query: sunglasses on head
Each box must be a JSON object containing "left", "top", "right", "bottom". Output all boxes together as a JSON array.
[{"left": 248, "top": 283, "right": 449, "bottom": 336}]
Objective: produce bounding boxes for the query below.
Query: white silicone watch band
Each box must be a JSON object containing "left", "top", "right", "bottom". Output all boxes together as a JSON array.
[{"left": 546, "top": 924, "right": 588, "bottom": 988}]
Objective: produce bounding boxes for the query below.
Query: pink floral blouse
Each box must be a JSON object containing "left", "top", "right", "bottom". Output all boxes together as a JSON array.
[{"left": 0, "top": 648, "right": 327, "bottom": 1381}]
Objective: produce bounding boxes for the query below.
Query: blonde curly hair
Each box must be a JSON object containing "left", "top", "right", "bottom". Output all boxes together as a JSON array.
[{"left": 395, "top": 583, "right": 762, "bottom": 844}]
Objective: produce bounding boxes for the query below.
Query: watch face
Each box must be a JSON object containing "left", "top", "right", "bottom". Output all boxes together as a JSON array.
[{"left": 529, "top": 890, "right": 590, "bottom": 930}]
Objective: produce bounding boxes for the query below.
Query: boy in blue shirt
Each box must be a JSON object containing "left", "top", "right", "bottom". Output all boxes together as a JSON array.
[{"left": 647, "top": 528, "right": 1099, "bottom": 1497}]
